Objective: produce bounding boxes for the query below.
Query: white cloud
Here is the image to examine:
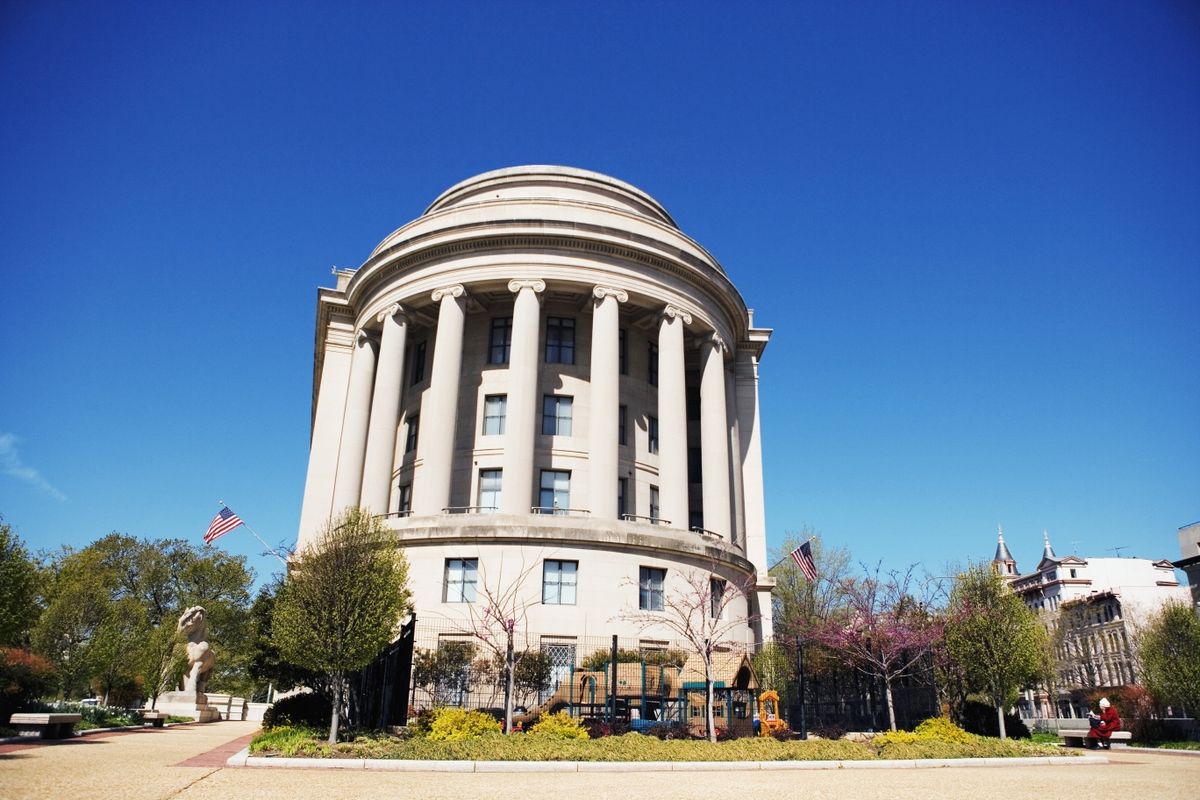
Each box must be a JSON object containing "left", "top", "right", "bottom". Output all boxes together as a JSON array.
[{"left": 0, "top": 432, "right": 67, "bottom": 502}]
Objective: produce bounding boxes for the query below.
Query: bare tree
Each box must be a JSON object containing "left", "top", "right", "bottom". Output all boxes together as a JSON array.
[
  {"left": 618, "top": 564, "right": 758, "bottom": 742},
  {"left": 437, "top": 555, "right": 542, "bottom": 732}
]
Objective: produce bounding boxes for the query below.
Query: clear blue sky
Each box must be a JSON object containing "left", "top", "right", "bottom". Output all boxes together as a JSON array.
[{"left": 2, "top": 1, "right": 1197, "bottom": 589}]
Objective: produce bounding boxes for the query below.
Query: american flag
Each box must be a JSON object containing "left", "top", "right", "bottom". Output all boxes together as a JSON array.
[
  {"left": 790, "top": 541, "right": 818, "bottom": 582},
  {"left": 204, "top": 506, "right": 243, "bottom": 544}
]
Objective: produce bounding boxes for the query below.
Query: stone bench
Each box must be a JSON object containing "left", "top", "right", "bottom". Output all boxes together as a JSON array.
[
  {"left": 9, "top": 713, "right": 81, "bottom": 739},
  {"left": 1060, "top": 729, "right": 1132, "bottom": 748},
  {"left": 141, "top": 711, "right": 169, "bottom": 728}
]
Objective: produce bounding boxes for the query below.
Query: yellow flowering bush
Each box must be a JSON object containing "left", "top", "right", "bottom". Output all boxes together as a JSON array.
[
  {"left": 426, "top": 707, "right": 502, "bottom": 741},
  {"left": 528, "top": 711, "right": 589, "bottom": 740}
]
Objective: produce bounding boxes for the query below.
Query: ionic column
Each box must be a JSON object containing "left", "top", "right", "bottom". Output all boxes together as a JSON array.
[
  {"left": 588, "top": 286, "right": 628, "bottom": 518},
  {"left": 501, "top": 279, "right": 545, "bottom": 514},
  {"left": 330, "top": 328, "right": 378, "bottom": 514},
  {"left": 657, "top": 305, "right": 691, "bottom": 528},
  {"left": 414, "top": 285, "right": 466, "bottom": 515},
  {"left": 360, "top": 304, "right": 409, "bottom": 515},
  {"left": 699, "top": 332, "right": 731, "bottom": 541}
]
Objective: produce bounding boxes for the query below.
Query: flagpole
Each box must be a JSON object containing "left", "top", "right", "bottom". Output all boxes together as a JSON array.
[
  {"left": 767, "top": 535, "right": 817, "bottom": 573},
  {"left": 217, "top": 500, "right": 288, "bottom": 567}
]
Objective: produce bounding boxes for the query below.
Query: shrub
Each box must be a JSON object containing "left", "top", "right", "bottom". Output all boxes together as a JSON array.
[
  {"left": 529, "top": 710, "right": 589, "bottom": 739},
  {"left": 582, "top": 717, "right": 630, "bottom": 738},
  {"left": 410, "top": 707, "right": 436, "bottom": 735},
  {"left": 769, "top": 724, "right": 794, "bottom": 741},
  {"left": 262, "top": 692, "right": 332, "bottom": 730},
  {"left": 645, "top": 722, "right": 689, "bottom": 740},
  {"left": 69, "top": 704, "right": 142, "bottom": 730},
  {"left": 249, "top": 725, "right": 326, "bottom": 756},
  {"left": 0, "top": 647, "right": 55, "bottom": 724},
  {"left": 912, "top": 716, "right": 973, "bottom": 744},
  {"left": 959, "top": 700, "right": 1030, "bottom": 739},
  {"left": 426, "top": 707, "right": 502, "bottom": 741},
  {"left": 579, "top": 647, "right": 643, "bottom": 671},
  {"left": 809, "top": 722, "right": 845, "bottom": 740}
]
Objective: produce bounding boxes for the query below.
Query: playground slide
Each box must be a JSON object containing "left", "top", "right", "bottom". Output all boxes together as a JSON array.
[{"left": 512, "top": 679, "right": 581, "bottom": 727}]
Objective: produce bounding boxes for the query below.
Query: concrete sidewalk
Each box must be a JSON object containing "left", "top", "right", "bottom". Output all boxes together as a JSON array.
[{"left": 1, "top": 721, "right": 1197, "bottom": 800}]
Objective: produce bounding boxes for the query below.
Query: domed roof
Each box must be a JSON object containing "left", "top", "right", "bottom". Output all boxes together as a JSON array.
[{"left": 423, "top": 165, "right": 678, "bottom": 228}]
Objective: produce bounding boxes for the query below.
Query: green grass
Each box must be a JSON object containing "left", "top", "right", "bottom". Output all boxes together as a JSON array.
[
  {"left": 1140, "top": 741, "right": 1200, "bottom": 751},
  {"left": 1030, "top": 732, "right": 1059, "bottom": 745},
  {"left": 249, "top": 728, "right": 1070, "bottom": 762}
]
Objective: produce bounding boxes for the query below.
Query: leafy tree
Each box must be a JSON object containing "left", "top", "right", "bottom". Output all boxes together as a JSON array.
[
  {"left": 943, "top": 564, "right": 1046, "bottom": 738},
  {"left": 619, "top": 564, "right": 758, "bottom": 742},
  {"left": 0, "top": 646, "right": 56, "bottom": 723},
  {"left": 140, "top": 621, "right": 185, "bottom": 709},
  {"left": 1139, "top": 601, "right": 1200, "bottom": 716},
  {"left": 32, "top": 549, "right": 110, "bottom": 699},
  {"left": 89, "top": 597, "right": 150, "bottom": 705},
  {"left": 412, "top": 641, "right": 476, "bottom": 707},
  {"left": 804, "top": 564, "right": 942, "bottom": 731},
  {"left": 750, "top": 640, "right": 794, "bottom": 693},
  {"left": 0, "top": 519, "right": 40, "bottom": 647},
  {"left": 272, "top": 508, "right": 410, "bottom": 744},
  {"left": 247, "top": 579, "right": 317, "bottom": 697}
]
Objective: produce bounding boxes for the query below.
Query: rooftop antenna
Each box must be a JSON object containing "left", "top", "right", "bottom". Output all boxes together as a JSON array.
[{"left": 1109, "top": 545, "right": 1129, "bottom": 558}]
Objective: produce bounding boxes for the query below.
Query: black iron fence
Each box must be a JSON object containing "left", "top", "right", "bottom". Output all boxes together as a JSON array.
[{"left": 342, "top": 617, "right": 937, "bottom": 735}]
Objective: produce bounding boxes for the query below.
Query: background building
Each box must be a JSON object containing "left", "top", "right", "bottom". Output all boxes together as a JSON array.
[
  {"left": 296, "top": 166, "right": 774, "bottom": 654},
  {"left": 993, "top": 530, "right": 1189, "bottom": 717},
  {"left": 1171, "top": 521, "right": 1200, "bottom": 614}
]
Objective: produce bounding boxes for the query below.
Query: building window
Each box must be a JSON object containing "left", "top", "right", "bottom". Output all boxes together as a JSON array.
[
  {"left": 545, "top": 317, "right": 576, "bottom": 364},
  {"left": 618, "top": 405, "right": 627, "bottom": 446},
  {"left": 649, "top": 485, "right": 660, "bottom": 522},
  {"left": 488, "top": 317, "right": 512, "bottom": 365},
  {"left": 445, "top": 558, "right": 478, "bottom": 603},
  {"left": 405, "top": 414, "right": 420, "bottom": 453},
  {"left": 477, "top": 469, "right": 502, "bottom": 512},
  {"left": 710, "top": 578, "right": 725, "bottom": 619},
  {"left": 542, "top": 395, "right": 573, "bottom": 436},
  {"left": 619, "top": 328, "right": 628, "bottom": 375},
  {"left": 647, "top": 342, "right": 658, "bottom": 385},
  {"left": 397, "top": 483, "right": 412, "bottom": 515},
  {"left": 639, "top": 566, "right": 665, "bottom": 611},
  {"left": 410, "top": 341, "right": 427, "bottom": 385},
  {"left": 543, "top": 560, "right": 578, "bottom": 605},
  {"left": 648, "top": 416, "right": 659, "bottom": 454},
  {"left": 483, "top": 394, "right": 507, "bottom": 435},
  {"left": 618, "top": 477, "right": 628, "bottom": 517},
  {"left": 539, "top": 469, "right": 570, "bottom": 513}
]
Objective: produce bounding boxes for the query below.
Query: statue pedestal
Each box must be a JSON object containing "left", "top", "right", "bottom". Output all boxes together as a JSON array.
[{"left": 148, "top": 691, "right": 221, "bottom": 723}]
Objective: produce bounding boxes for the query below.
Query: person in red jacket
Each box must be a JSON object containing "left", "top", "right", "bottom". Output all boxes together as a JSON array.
[{"left": 1086, "top": 697, "right": 1121, "bottom": 748}]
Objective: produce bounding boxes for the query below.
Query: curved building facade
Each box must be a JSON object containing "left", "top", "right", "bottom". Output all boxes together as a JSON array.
[{"left": 296, "top": 166, "right": 774, "bottom": 644}]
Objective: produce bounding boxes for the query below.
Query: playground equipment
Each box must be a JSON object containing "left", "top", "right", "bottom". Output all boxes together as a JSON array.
[{"left": 756, "top": 689, "right": 787, "bottom": 737}]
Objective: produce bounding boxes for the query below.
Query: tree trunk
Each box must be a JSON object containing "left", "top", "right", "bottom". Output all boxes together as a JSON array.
[
  {"left": 706, "top": 675, "right": 716, "bottom": 742},
  {"left": 503, "top": 630, "right": 515, "bottom": 733},
  {"left": 996, "top": 701, "right": 1007, "bottom": 739},
  {"left": 328, "top": 674, "right": 343, "bottom": 746},
  {"left": 884, "top": 677, "right": 897, "bottom": 731}
]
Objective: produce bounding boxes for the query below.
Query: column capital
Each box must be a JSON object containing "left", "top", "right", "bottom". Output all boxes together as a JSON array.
[
  {"left": 699, "top": 331, "right": 727, "bottom": 355},
  {"left": 431, "top": 284, "right": 466, "bottom": 302},
  {"left": 375, "top": 303, "right": 408, "bottom": 324},
  {"left": 354, "top": 328, "right": 379, "bottom": 347},
  {"left": 592, "top": 285, "right": 629, "bottom": 303},
  {"left": 507, "top": 278, "right": 547, "bottom": 294},
  {"left": 661, "top": 304, "right": 693, "bottom": 325}
]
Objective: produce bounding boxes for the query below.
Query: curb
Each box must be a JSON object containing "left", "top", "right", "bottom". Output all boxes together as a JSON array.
[{"left": 225, "top": 753, "right": 1109, "bottom": 771}]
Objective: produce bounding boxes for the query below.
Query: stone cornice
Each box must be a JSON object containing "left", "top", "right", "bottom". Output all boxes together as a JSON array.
[{"left": 348, "top": 224, "right": 748, "bottom": 337}]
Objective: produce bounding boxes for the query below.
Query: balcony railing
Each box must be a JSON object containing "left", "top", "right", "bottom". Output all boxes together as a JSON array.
[
  {"left": 441, "top": 506, "right": 499, "bottom": 514},
  {"left": 531, "top": 506, "right": 591, "bottom": 517},
  {"left": 620, "top": 513, "right": 672, "bottom": 526},
  {"left": 690, "top": 526, "right": 724, "bottom": 540}
]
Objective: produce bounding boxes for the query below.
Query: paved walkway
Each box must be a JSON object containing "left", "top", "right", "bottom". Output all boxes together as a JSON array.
[{"left": 1, "top": 722, "right": 1197, "bottom": 800}]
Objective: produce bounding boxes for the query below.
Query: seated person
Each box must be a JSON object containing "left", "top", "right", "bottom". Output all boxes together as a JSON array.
[{"left": 1086, "top": 697, "right": 1121, "bottom": 748}]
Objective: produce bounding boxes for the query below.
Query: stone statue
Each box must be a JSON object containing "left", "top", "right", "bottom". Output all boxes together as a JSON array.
[{"left": 177, "top": 606, "right": 214, "bottom": 695}]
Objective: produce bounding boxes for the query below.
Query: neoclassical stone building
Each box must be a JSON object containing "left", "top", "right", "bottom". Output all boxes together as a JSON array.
[{"left": 296, "top": 166, "right": 773, "bottom": 646}]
